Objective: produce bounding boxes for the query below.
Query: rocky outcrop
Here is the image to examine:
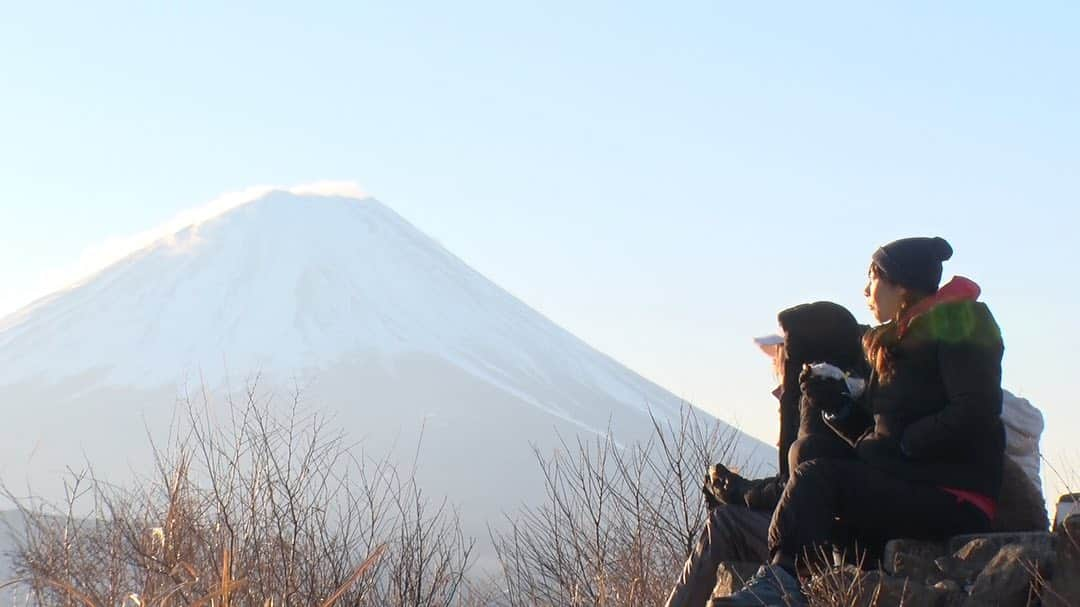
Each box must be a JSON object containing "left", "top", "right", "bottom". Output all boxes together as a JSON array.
[{"left": 708, "top": 514, "right": 1080, "bottom": 607}]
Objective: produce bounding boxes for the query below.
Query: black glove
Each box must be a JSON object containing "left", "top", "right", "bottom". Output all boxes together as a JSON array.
[
  {"left": 799, "top": 364, "right": 853, "bottom": 416},
  {"left": 703, "top": 463, "right": 751, "bottom": 507}
]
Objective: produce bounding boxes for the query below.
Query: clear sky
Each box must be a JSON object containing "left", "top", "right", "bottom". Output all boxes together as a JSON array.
[{"left": 2, "top": 3, "right": 1078, "bottom": 495}]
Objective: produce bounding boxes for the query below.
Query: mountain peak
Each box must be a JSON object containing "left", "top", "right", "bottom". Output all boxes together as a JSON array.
[
  {"left": 0, "top": 187, "right": 470, "bottom": 387},
  {"left": 0, "top": 185, "right": 772, "bottom": 552},
  {"left": 229, "top": 188, "right": 376, "bottom": 215},
  {"left": 165, "top": 188, "right": 388, "bottom": 251},
  {"left": 0, "top": 185, "right": 762, "bottom": 451}
]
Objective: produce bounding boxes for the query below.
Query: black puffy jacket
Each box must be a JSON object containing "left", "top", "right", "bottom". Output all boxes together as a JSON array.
[
  {"left": 828, "top": 297, "right": 1005, "bottom": 499},
  {"left": 739, "top": 301, "right": 866, "bottom": 510}
]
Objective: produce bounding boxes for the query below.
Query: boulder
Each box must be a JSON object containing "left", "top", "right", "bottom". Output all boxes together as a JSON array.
[
  {"left": 855, "top": 571, "right": 952, "bottom": 607},
  {"left": 966, "top": 543, "right": 1049, "bottom": 607},
  {"left": 946, "top": 531, "right": 1053, "bottom": 555},
  {"left": 1044, "top": 514, "right": 1080, "bottom": 607},
  {"left": 892, "top": 550, "right": 942, "bottom": 585},
  {"left": 931, "top": 579, "right": 966, "bottom": 607},
  {"left": 882, "top": 538, "right": 946, "bottom": 574},
  {"left": 935, "top": 537, "right": 1002, "bottom": 584}
]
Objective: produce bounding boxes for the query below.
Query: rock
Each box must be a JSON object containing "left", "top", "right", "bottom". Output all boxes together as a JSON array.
[
  {"left": 855, "top": 571, "right": 949, "bottom": 607},
  {"left": 966, "top": 544, "right": 1049, "bottom": 607},
  {"left": 807, "top": 565, "right": 961, "bottom": 607},
  {"left": 1044, "top": 514, "right": 1080, "bottom": 607},
  {"left": 947, "top": 531, "right": 1053, "bottom": 556},
  {"left": 931, "top": 579, "right": 966, "bottom": 607},
  {"left": 933, "top": 579, "right": 961, "bottom": 593},
  {"left": 892, "top": 551, "right": 942, "bottom": 585},
  {"left": 882, "top": 538, "right": 946, "bottom": 574},
  {"left": 935, "top": 537, "right": 1002, "bottom": 583},
  {"left": 709, "top": 561, "right": 761, "bottom": 598}
]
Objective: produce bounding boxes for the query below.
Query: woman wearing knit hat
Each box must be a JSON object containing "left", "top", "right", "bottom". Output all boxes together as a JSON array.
[{"left": 716, "top": 237, "right": 1006, "bottom": 607}]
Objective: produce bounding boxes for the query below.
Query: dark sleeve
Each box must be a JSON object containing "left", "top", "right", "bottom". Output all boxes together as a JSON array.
[
  {"left": 742, "top": 475, "right": 783, "bottom": 511},
  {"left": 822, "top": 402, "right": 874, "bottom": 447},
  {"left": 900, "top": 304, "right": 1004, "bottom": 459}
]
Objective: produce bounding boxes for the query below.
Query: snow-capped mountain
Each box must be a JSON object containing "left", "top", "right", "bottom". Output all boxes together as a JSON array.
[{"left": 0, "top": 189, "right": 771, "bottom": 556}]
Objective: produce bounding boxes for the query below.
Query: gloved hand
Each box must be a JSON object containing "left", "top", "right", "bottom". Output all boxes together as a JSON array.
[
  {"left": 702, "top": 463, "right": 751, "bottom": 507},
  {"left": 799, "top": 363, "right": 853, "bottom": 415}
]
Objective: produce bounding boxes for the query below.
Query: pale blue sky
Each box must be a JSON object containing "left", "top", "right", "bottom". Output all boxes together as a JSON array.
[{"left": 1, "top": 2, "right": 1077, "bottom": 488}]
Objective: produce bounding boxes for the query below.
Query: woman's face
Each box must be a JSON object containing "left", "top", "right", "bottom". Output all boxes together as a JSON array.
[{"left": 865, "top": 270, "right": 906, "bottom": 323}]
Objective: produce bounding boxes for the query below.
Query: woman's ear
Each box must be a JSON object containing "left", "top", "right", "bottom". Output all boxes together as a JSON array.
[{"left": 895, "top": 286, "right": 913, "bottom": 318}]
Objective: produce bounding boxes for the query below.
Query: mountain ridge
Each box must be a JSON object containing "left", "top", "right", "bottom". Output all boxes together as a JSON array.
[{"left": 0, "top": 188, "right": 772, "bottom": 564}]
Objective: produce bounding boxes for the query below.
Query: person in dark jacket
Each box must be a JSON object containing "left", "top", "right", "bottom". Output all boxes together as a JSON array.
[
  {"left": 663, "top": 302, "right": 865, "bottom": 607},
  {"left": 716, "top": 237, "right": 1006, "bottom": 607}
]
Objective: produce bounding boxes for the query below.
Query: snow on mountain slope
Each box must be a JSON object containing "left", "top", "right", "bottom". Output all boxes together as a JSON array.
[
  {"left": 0, "top": 189, "right": 772, "bottom": 569},
  {"left": 0, "top": 192, "right": 697, "bottom": 434}
]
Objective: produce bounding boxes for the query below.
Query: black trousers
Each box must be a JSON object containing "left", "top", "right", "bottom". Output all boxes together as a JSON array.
[{"left": 768, "top": 457, "right": 991, "bottom": 568}]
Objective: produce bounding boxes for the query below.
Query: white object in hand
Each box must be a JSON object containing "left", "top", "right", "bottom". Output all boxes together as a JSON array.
[{"left": 807, "top": 362, "right": 866, "bottom": 398}]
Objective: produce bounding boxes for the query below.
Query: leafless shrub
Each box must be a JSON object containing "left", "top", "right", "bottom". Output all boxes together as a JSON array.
[
  {"left": 489, "top": 406, "right": 755, "bottom": 606},
  {"left": 1034, "top": 453, "right": 1080, "bottom": 606},
  {"left": 2, "top": 379, "right": 472, "bottom": 606}
]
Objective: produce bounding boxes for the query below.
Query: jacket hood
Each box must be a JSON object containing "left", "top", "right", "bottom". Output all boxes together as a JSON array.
[
  {"left": 778, "top": 301, "right": 865, "bottom": 372},
  {"left": 899, "top": 276, "right": 981, "bottom": 336}
]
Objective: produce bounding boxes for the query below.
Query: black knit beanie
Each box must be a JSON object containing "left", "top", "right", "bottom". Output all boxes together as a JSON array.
[{"left": 872, "top": 236, "right": 954, "bottom": 294}]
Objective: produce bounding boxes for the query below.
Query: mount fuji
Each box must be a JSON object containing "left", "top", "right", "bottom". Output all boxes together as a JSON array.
[{"left": 0, "top": 188, "right": 771, "bottom": 560}]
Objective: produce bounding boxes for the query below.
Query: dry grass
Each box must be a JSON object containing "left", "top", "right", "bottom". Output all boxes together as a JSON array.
[
  {"left": 489, "top": 406, "right": 755, "bottom": 606},
  {"left": 1033, "top": 454, "right": 1080, "bottom": 607},
  {"left": 1, "top": 388, "right": 869, "bottom": 606},
  {"left": 1, "top": 380, "right": 472, "bottom": 606}
]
